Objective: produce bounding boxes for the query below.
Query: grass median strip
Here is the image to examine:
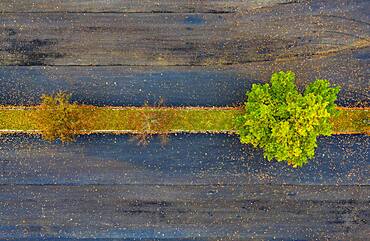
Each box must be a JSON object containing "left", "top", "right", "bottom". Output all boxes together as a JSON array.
[
  {"left": 0, "top": 106, "right": 368, "bottom": 134},
  {"left": 332, "top": 107, "right": 369, "bottom": 134}
]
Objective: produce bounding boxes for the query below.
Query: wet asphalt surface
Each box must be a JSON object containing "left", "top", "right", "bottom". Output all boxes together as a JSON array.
[
  {"left": 0, "top": 134, "right": 368, "bottom": 185},
  {"left": 1, "top": 66, "right": 369, "bottom": 107}
]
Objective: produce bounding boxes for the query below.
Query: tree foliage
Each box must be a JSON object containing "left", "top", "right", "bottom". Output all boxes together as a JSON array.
[
  {"left": 130, "top": 98, "right": 178, "bottom": 146},
  {"left": 32, "top": 92, "right": 92, "bottom": 142},
  {"left": 236, "top": 71, "right": 340, "bottom": 167}
]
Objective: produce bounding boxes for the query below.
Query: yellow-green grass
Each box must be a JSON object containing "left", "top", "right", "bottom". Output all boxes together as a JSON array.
[
  {"left": 332, "top": 108, "right": 369, "bottom": 134},
  {"left": 0, "top": 107, "right": 368, "bottom": 134},
  {"left": 0, "top": 109, "right": 36, "bottom": 130},
  {"left": 91, "top": 107, "right": 241, "bottom": 133}
]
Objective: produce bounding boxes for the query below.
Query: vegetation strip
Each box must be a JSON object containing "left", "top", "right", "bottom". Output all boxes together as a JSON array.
[{"left": 0, "top": 106, "right": 368, "bottom": 135}]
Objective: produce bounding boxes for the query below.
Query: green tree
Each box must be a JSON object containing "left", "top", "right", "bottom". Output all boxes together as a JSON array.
[
  {"left": 32, "top": 92, "right": 93, "bottom": 142},
  {"left": 236, "top": 71, "right": 340, "bottom": 167}
]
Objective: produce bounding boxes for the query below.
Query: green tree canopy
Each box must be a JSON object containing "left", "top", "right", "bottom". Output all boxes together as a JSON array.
[{"left": 236, "top": 71, "right": 340, "bottom": 167}]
